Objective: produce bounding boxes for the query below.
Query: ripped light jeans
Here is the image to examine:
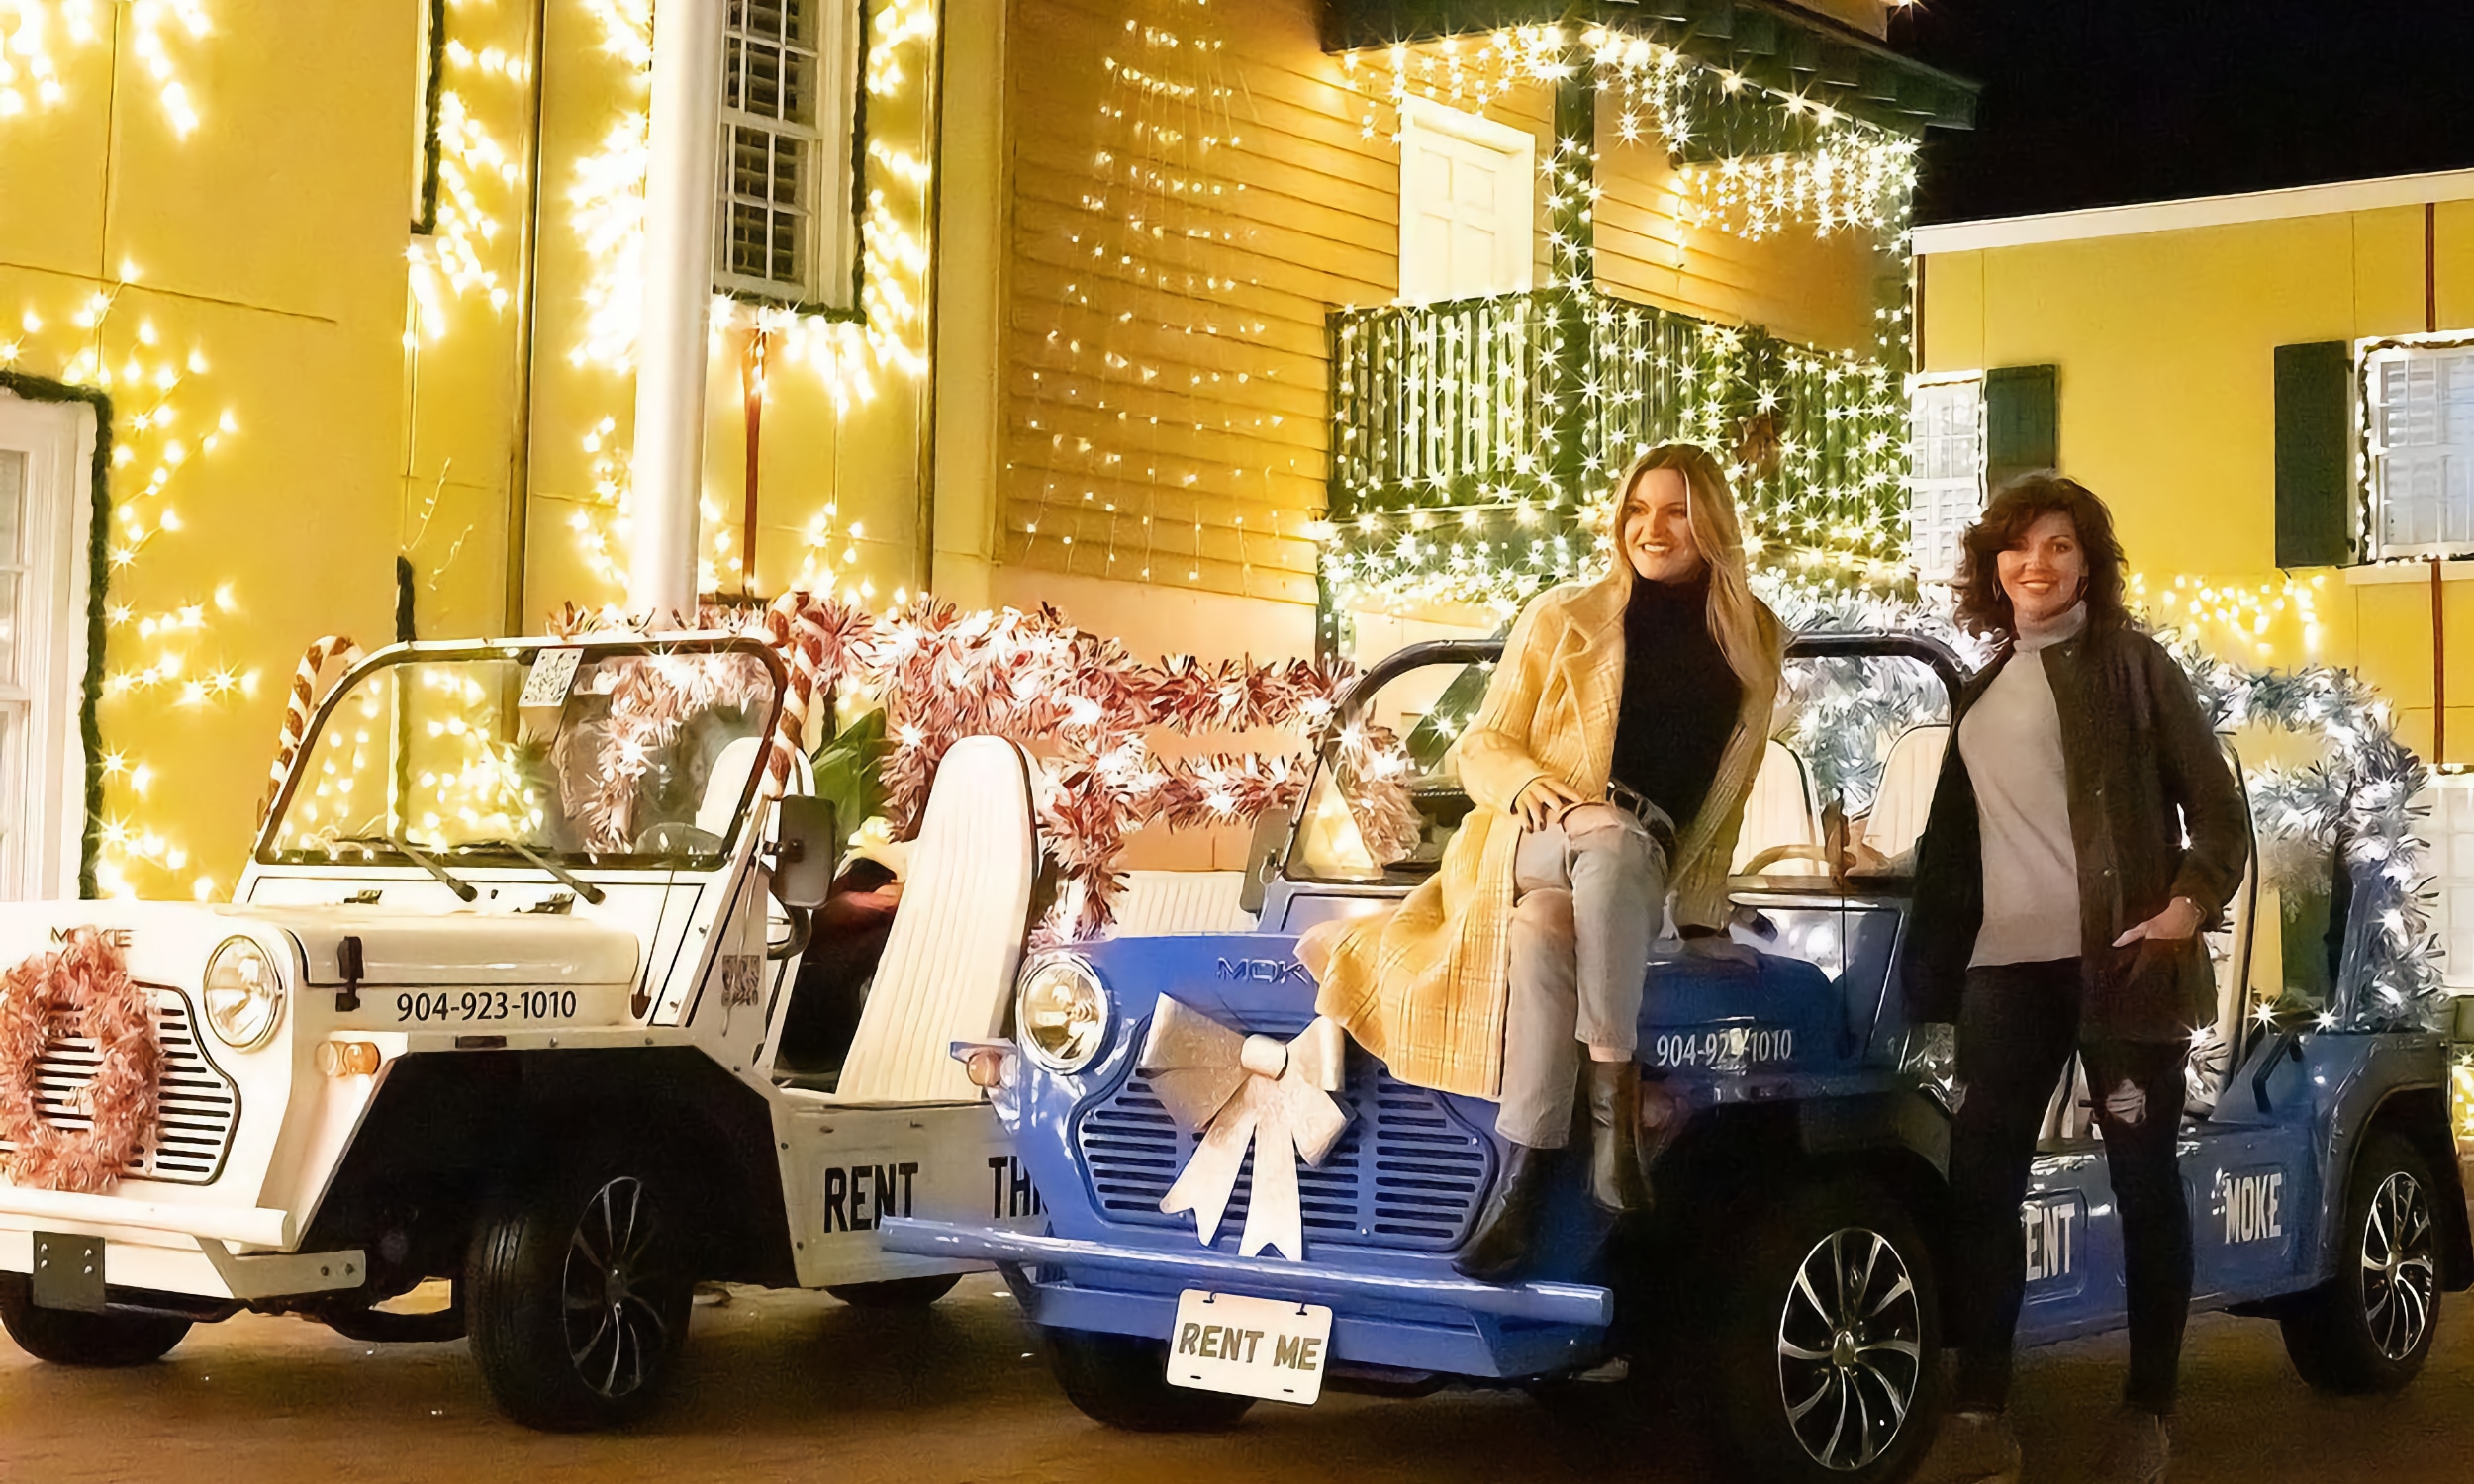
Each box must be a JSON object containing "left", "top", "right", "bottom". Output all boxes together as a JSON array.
[{"left": 1496, "top": 801, "right": 1670, "bottom": 1149}]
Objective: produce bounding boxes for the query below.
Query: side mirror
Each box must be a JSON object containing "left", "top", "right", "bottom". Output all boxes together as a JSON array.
[
  {"left": 1237, "top": 806, "right": 1288, "bottom": 916},
  {"left": 771, "top": 795, "right": 839, "bottom": 910}
]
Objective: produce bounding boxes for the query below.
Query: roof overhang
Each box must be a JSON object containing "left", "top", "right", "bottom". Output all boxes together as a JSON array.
[
  {"left": 1913, "top": 167, "right": 2474, "bottom": 255},
  {"left": 1319, "top": 0, "right": 1978, "bottom": 137}
]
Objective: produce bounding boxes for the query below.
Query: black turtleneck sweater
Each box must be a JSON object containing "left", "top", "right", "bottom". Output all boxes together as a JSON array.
[{"left": 1608, "top": 569, "right": 1741, "bottom": 830}]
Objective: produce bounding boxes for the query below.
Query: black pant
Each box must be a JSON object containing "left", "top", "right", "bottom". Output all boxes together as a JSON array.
[{"left": 1947, "top": 958, "right": 2193, "bottom": 1416}]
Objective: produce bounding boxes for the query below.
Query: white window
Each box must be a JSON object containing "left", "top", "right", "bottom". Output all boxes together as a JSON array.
[
  {"left": 1908, "top": 373, "right": 1986, "bottom": 584},
  {"left": 715, "top": 0, "right": 861, "bottom": 308},
  {"left": 2423, "top": 777, "right": 2474, "bottom": 991},
  {"left": 2366, "top": 341, "right": 2474, "bottom": 558},
  {"left": 0, "top": 396, "right": 97, "bottom": 901},
  {"left": 1396, "top": 99, "right": 1534, "bottom": 305}
]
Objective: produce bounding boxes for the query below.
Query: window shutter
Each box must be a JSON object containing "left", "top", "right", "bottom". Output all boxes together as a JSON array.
[
  {"left": 1984, "top": 364, "right": 2057, "bottom": 491},
  {"left": 2274, "top": 341, "right": 2352, "bottom": 567}
]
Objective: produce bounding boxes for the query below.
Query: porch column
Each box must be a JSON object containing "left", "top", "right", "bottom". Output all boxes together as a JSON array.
[
  {"left": 1547, "top": 46, "right": 1596, "bottom": 508},
  {"left": 628, "top": 0, "right": 724, "bottom": 621}
]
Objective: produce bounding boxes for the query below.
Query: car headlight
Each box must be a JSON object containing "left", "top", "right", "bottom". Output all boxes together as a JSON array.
[
  {"left": 1017, "top": 954, "right": 1109, "bottom": 1074},
  {"left": 203, "top": 936, "right": 284, "bottom": 1051}
]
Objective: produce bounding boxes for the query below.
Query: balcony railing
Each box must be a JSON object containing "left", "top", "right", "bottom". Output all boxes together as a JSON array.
[{"left": 1325, "top": 286, "right": 1910, "bottom": 610}]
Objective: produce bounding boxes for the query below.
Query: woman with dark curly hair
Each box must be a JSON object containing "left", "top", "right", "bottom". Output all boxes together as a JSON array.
[{"left": 1906, "top": 475, "right": 2248, "bottom": 1484}]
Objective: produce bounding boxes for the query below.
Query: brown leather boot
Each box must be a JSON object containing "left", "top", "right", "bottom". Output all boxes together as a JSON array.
[
  {"left": 1584, "top": 1060, "right": 1655, "bottom": 1216},
  {"left": 1454, "top": 1143, "right": 1557, "bottom": 1283}
]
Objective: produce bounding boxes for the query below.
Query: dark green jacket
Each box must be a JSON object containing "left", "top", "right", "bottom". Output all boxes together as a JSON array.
[{"left": 1902, "top": 619, "right": 2250, "bottom": 1042}]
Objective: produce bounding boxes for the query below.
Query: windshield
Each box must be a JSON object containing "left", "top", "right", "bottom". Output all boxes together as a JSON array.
[
  {"left": 257, "top": 641, "right": 785, "bottom": 870},
  {"left": 1285, "top": 638, "right": 1962, "bottom": 889}
]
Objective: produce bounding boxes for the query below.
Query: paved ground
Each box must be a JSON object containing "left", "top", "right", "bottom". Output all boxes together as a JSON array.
[{"left": 5, "top": 1280, "right": 2474, "bottom": 1483}]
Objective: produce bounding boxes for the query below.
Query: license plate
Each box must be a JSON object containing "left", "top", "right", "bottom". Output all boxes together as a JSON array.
[
  {"left": 1165, "top": 1289, "right": 1332, "bottom": 1405},
  {"left": 32, "top": 1232, "right": 105, "bottom": 1311}
]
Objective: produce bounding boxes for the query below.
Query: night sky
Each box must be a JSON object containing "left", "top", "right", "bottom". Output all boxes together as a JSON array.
[{"left": 1895, "top": 0, "right": 2474, "bottom": 225}]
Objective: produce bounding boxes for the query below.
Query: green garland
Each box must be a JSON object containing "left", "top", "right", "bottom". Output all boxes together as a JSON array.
[
  {"left": 412, "top": 0, "right": 446, "bottom": 236},
  {"left": 0, "top": 371, "right": 114, "bottom": 899}
]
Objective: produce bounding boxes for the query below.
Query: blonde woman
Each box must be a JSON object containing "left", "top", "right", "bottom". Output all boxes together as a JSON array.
[{"left": 1308, "top": 444, "right": 1783, "bottom": 1281}]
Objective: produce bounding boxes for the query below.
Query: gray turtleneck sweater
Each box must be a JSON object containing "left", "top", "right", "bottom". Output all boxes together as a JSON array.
[{"left": 1958, "top": 602, "right": 2088, "bottom": 967}]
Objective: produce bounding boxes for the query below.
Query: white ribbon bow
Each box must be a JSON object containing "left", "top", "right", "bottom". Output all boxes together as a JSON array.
[{"left": 1139, "top": 994, "right": 1350, "bottom": 1260}]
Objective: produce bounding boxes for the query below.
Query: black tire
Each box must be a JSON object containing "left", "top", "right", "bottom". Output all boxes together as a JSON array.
[
  {"left": 2281, "top": 1132, "right": 2442, "bottom": 1395},
  {"left": 466, "top": 1160, "right": 696, "bottom": 1431},
  {"left": 1041, "top": 1325, "right": 1256, "bottom": 1433},
  {"left": 0, "top": 1276, "right": 190, "bottom": 1366},
  {"left": 1703, "top": 1176, "right": 1941, "bottom": 1484},
  {"left": 826, "top": 1273, "right": 962, "bottom": 1309}
]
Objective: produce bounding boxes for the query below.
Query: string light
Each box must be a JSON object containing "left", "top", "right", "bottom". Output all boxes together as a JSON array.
[
  {"left": 1015, "top": 0, "right": 1301, "bottom": 600},
  {"left": 0, "top": 0, "right": 207, "bottom": 136},
  {"left": 2134, "top": 572, "right": 2327, "bottom": 661},
  {"left": 564, "top": 0, "right": 937, "bottom": 594}
]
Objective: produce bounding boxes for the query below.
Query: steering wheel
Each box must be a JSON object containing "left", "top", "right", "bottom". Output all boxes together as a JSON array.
[
  {"left": 1742, "top": 843, "right": 1833, "bottom": 876},
  {"left": 631, "top": 821, "right": 727, "bottom": 855}
]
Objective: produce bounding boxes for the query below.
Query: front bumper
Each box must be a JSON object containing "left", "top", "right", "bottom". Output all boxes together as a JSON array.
[
  {"left": 0, "top": 1197, "right": 369, "bottom": 1302},
  {"left": 881, "top": 1217, "right": 1612, "bottom": 1378},
  {"left": 0, "top": 1187, "right": 294, "bottom": 1248}
]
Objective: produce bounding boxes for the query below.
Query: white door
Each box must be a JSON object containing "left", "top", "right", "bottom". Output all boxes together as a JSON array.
[
  {"left": 1396, "top": 99, "right": 1534, "bottom": 305},
  {"left": 0, "top": 395, "right": 96, "bottom": 900}
]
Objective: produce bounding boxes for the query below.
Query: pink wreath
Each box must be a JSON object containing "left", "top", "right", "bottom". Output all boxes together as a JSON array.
[{"left": 0, "top": 928, "right": 159, "bottom": 1193}]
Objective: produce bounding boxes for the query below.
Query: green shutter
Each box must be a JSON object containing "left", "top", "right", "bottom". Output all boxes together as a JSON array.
[
  {"left": 1985, "top": 364, "right": 2058, "bottom": 491},
  {"left": 2274, "top": 341, "right": 2353, "bottom": 568}
]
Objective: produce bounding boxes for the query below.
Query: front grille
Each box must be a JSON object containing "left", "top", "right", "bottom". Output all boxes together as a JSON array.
[
  {"left": 0, "top": 987, "right": 241, "bottom": 1185},
  {"left": 1076, "top": 1014, "right": 1495, "bottom": 1252}
]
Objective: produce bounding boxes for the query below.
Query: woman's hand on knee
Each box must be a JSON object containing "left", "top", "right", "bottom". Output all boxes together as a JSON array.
[{"left": 1515, "top": 777, "right": 1586, "bottom": 831}]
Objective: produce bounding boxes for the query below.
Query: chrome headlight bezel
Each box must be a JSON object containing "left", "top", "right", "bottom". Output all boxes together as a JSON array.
[
  {"left": 203, "top": 935, "right": 285, "bottom": 1051},
  {"left": 1015, "top": 952, "right": 1110, "bottom": 1074}
]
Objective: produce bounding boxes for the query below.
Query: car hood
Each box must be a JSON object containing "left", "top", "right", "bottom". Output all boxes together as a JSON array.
[{"left": 0, "top": 900, "right": 642, "bottom": 988}]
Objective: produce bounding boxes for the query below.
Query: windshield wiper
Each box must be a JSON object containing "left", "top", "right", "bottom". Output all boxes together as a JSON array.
[
  {"left": 325, "top": 832, "right": 477, "bottom": 902},
  {"left": 458, "top": 837, "right": 608, "bottom": 905}
]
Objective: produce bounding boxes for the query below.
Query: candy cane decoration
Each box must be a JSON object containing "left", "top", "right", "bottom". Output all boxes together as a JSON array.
[
  {"left": 758, "top": 591, "right": 874, "bottom": 803},
  {"left": 259, "top": 636, "right": 363, "bottom": 823}
]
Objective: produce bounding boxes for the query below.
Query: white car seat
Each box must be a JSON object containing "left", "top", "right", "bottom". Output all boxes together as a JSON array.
[
  {"left": 1107, "top": 870, "right": 1256, "bottom": 936},
  {"left": 696, "top": 735, "right": 770, "bottom": 839},
  {"left": 1862, "top": 724, "right": 1948, "bottom": 861},
  {"left": 1732, "top": 738, "right": 1825, "bottom": 876},
  {"left": 831, "top": 736, "right": 1039, "bottom": 1104}
]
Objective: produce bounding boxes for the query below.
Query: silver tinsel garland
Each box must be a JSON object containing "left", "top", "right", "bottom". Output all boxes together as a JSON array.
[{"left": 1755, "top": 575, "right": 2443, "bottom": 1030}]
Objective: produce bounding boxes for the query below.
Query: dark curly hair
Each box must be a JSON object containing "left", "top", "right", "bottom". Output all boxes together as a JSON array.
[{"left": 1952, "top": 472, "right": 2130, "bottom": 640}]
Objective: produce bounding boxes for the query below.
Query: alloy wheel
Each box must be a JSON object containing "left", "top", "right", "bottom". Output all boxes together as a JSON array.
[
  {"left": 561, "top": 1175, "right": 673, "bottom": 1400},
  {"left": 2361, "top": 1169, "right": 2437, "bottom": 1362},
  {"left": 1775, "top": 1226, "right": 1925, "bottom": 1472}
]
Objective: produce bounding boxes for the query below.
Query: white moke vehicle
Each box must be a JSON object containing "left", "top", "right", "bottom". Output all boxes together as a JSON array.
[{"left": 0, "top": 631, "right": 1046, "bottom": 1430}]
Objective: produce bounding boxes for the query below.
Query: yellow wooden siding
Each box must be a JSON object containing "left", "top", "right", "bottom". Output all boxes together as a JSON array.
[
  {"left": 1917, "top": 200, "right": 2474, "bottom": 762},
  {"left": 999, "top": 0, "right": 1577, "bottom": 605}
]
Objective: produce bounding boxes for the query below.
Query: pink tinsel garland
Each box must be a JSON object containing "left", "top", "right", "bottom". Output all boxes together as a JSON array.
[
  {"left": 315, "top": 595, "right": 1418, "bottom": 941},
  {"left": 0, "top": 929, "right": 160, "bottom": 1194}
]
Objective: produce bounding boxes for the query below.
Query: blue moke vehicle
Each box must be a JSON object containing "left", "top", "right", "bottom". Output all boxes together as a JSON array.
[{"left": 885, "top": 631, "right": 2472, "bottom": 1482}]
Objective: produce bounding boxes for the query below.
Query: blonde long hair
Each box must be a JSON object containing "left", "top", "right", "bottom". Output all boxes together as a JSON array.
[{"left": 1604, "top": 442, "right": 1770, "bottom": 686}]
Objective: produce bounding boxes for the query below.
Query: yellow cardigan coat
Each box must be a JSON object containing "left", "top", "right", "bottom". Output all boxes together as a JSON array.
[{"left": 1313, "top": 562, "right": 1784, "bottom": 1099}]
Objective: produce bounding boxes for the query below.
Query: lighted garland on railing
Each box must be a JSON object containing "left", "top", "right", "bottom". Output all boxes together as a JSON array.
[{"left": 1325, "top": 294, "right": 1917, "bottom": 619}]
